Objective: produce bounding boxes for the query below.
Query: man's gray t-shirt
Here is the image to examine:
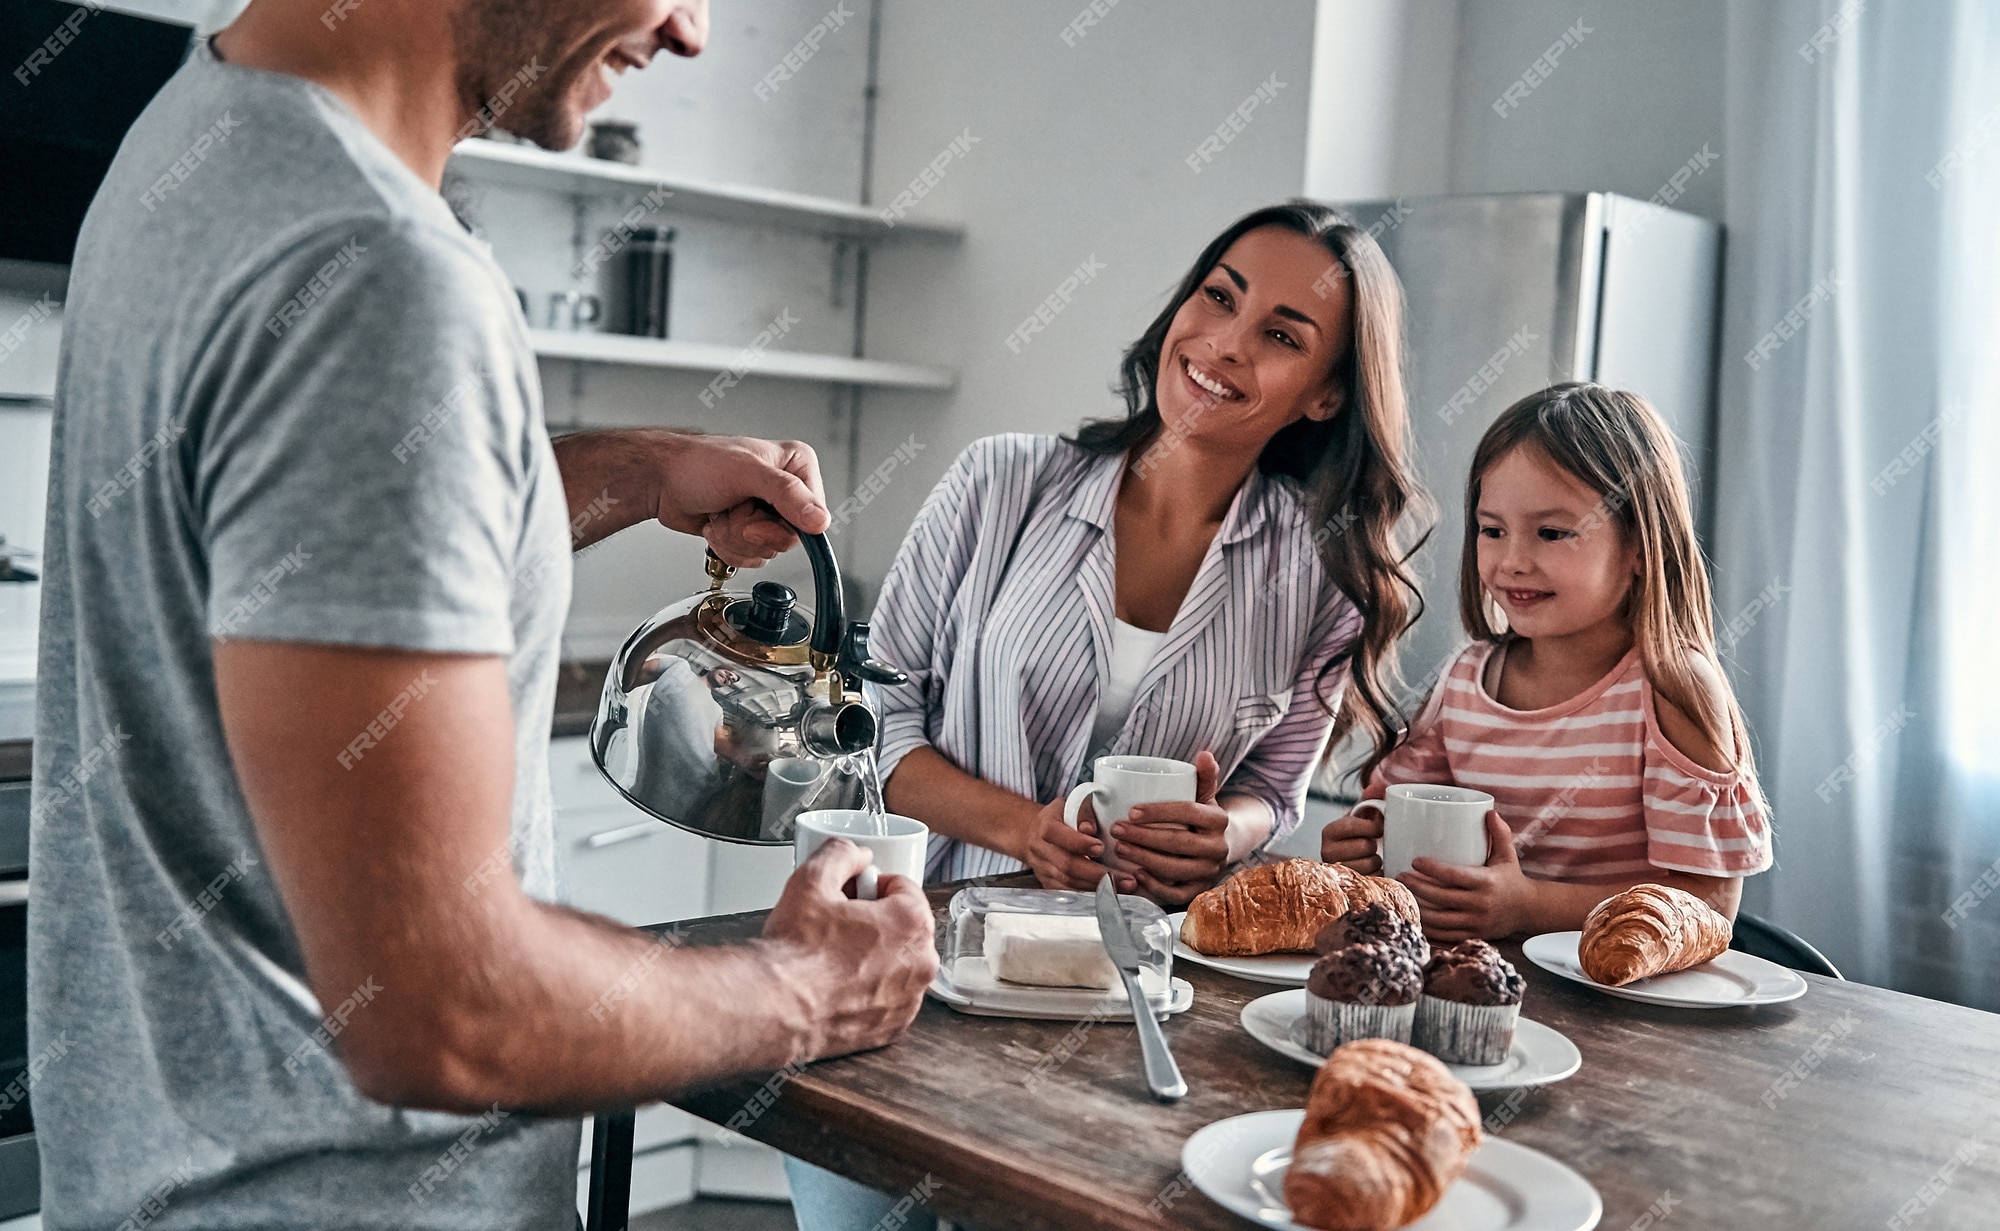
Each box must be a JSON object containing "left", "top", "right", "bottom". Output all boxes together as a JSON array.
[{"left": 31, "top": 40, "right": 579, "bottom": 1229}]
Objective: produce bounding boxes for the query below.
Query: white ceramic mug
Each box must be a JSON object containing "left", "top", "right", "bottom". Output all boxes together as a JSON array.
[
  {"left": 1063, "top": 755, "right": 1197, "bottom": 873},
  {"left": 1354, "top": 783, "right": 1495, "bottom": 879},
  {"left": 793, "top": 810, "right": 928, "bottom": 900}
]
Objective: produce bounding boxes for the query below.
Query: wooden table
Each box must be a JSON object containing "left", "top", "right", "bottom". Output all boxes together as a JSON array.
[{"left": 662, "top": 882, "right": 2000, "bottom": 1231}]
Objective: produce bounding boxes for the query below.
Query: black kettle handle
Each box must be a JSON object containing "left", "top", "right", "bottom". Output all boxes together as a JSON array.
[
  {"left": 703, "top": 530, "right": 844, "bottom": 658},
  {"left": 797, "top": 533, "right": 845, "bottom": 658}
]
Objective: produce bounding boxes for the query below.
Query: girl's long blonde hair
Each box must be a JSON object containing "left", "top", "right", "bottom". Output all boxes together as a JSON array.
[{"left": 1459, "top": 383, "right": 1764, "bottom": 795}]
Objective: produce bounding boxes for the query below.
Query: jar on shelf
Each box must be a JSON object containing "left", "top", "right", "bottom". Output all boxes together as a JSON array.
[
  {"left": 586, "top": 120, "right": 642, "bottom": 165},
  {"left": 612, "top": 227, "right": 675, "bottom": 339}
]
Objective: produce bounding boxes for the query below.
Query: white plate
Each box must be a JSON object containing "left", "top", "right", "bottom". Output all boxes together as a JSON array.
[
  {"left": 1184, "top": 1109, "right": 1601, "bottom": 1231},
  {"left": 1521, "top": 932, "right": 1809, "bottom": 1008},
  {"left": 1166, "top": 912, "right": 1316, "bottom": 986},
  {"left": 926, "top": 959, "right": 1195, "bottom": 1021},
  {"left": 1238, "top": 990, "right": 1582, "bottom": 1091}
]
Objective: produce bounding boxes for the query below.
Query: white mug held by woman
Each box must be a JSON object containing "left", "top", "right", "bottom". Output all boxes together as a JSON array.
[{"left": 1062, "top": 755, "right": 1198, "bottom": 873}]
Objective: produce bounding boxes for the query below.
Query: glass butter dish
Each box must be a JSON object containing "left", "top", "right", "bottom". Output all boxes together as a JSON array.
[{"left": 930, "top": 886, "right": 1191, "bottom": 1021}]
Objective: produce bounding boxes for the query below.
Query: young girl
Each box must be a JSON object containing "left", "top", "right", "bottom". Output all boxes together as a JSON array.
[{"left": 1322, "top": 382, "right": 1772, "bottom": 941}]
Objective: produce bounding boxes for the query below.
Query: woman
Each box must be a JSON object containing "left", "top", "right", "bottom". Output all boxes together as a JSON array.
[
  {"left": 786, "top": 201, "right": 1431, "bottom": 1231},
  {"left": 875, "top": 200, "right": 1430, "bottom": 900},
  {"left": 784, "top": 200, "right": 1431, "bottom": 1230}
]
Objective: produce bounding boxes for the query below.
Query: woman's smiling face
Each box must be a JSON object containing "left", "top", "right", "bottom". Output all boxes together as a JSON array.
[{"left": 1154, "top": 226, "right": 1353, "bottom": 454}]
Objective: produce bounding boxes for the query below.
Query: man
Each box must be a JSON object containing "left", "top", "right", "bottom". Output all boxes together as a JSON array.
[{"left": 29, "top": 0, "right": 936, "bottom": 1226}]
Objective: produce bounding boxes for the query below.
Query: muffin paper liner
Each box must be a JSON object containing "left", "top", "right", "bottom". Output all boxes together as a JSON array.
[
  {"left": 1303, "top": 995, "right": 1416, "bottom": 1054},
  {"left": 1412, "top": 994, "right": 1520, "bottom": 1065}
]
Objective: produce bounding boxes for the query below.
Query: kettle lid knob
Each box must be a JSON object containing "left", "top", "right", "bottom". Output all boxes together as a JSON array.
[{"left": 731, "top": 581, "right": 808, "bottom": 646}]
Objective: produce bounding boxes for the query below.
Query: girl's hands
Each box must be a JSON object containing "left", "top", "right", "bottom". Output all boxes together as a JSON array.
[
  {"left": 1320, "top": 806, "right": 1384, "bottom": 874},
  {"left": 1021, "top": 796, "right": 1111, "bottom": 891},
  {"left": 1397, "top": 810, "right": 1536, "bottom": 942},
  {"left": 1106, "top": 751, "right": 1231, "bottom": 907}
]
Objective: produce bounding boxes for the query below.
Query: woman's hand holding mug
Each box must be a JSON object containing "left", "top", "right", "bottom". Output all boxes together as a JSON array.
[
  {"left": 1102, "top": 751, "right": 1230, "bottom": 906},
  {"left": 1022, "top": 795, "right": 1111, "bottom": 891},
  {"left": 1026, "top": 751, "right": 1234, "bottom": 905}
]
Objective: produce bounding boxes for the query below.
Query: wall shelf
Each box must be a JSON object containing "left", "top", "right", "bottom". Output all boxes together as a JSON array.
[
  {"left": 529, "top": 329, "right": 956, "bottom": 391},
  {"left": 450, "top": 142, "right": 964, "bottom": 245}
]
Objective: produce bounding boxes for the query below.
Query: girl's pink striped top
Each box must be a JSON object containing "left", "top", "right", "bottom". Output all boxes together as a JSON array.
[{"left": 1368, "top": 640, "right": 1773, "bottom": 883}]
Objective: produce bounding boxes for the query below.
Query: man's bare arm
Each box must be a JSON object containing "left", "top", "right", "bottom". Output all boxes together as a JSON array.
[
  {"left": 214, "top": 640, "right": 934, "bottom": 1113},
  {"left": 551, "top": 429, "right": 830, "bottom": 561}
]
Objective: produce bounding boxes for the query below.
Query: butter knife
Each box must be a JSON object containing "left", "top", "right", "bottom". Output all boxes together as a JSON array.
[{"left": 1094, "top": 874, "right": 1187, "bottom": 1101}]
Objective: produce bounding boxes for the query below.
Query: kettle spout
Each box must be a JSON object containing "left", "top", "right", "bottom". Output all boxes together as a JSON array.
[{"left": 799, "top": 700, "right": 878, "bottom": 758}]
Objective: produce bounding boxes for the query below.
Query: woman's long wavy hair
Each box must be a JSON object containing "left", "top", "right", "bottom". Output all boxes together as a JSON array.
[
  {"left": 1068, "top": 201, "right": 1431, "bottom": 783},
  {"left": 1461, "top": 383, "right": 1768, "bottom": 809}
]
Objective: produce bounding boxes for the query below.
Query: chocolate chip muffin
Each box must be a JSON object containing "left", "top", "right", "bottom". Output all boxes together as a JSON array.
[
  {"left": 1413, "top": 940, "right": 1525, "bottom": 1065},
  {"left": 1313, "top": 902, "right": 1432, "bottom": 967},
  {"left": 1303, "top": 942, "right": 1424, "bottom": 1054}
]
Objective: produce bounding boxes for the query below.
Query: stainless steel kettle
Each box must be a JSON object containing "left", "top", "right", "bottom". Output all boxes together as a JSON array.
[{"left": 589, "top": 531, "right": 907, "bottom": 844}]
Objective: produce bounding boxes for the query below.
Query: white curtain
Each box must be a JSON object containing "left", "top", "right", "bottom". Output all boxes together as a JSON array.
[{"left": 1715, "top": 0, "right": 2000, "bottom": 1006}]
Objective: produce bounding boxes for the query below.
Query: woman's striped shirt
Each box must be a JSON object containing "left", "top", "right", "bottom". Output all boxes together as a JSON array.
[{"left": 869, "top": 434, "right": 1362, "bottom": 883}]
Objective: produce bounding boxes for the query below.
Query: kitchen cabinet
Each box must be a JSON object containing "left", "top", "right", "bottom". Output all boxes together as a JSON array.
[
  {"left": 549, "top": 735, "right": 794, "bottom": 1205},
  {"left": 549, "top": 736, "right": 710, "bottom": 1214},
  {"left": 694, "top": 844, "right": 796, "bottom": 1201},
  {"left": 706, "top": 843, "right": 797, "bottom": 918},
  {"left": 550, "top": 735, "right": 710, "bottom": 927},
  {"left": 0, "top": 292, "right": 58, "bottom": 744},
  {"left": 692, "top": 1123, "right": 791, "bottom": 1201}
]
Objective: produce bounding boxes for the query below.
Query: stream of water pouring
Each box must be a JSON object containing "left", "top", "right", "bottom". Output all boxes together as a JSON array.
[{"left": 843, "top": 748, "right": 888, "bottom": 834}]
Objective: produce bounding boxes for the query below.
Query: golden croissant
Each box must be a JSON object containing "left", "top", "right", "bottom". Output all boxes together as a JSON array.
[
  {"left": 1179, "top": 859, "right": 1418, "bottom": 957},
  {"left": 1284, "top": 1038, "right": 1482, "bottom": 1231},
  {"left": 1578, "top": 883, "right": 1732, "bottom": 986}
]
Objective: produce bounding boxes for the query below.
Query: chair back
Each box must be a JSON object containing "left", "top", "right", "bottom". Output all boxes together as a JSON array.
[{"left": 1730, "top": 912, "right": 1844, "bottom": 979}]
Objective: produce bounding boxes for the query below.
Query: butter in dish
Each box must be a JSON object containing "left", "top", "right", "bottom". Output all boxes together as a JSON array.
[{"left": 928, "top": 886, "right": 1191, "bottom": 1020}]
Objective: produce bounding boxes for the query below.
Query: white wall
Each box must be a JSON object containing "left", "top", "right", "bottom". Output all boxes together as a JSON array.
[
  {"left": 1305, "top": 1, "right": 1730, "bottom": 215},
  {"left": 1305, "top": 0, "right": 1729, "bottom": 212},
  {"left": 1444, "top": 0, "right": 1727, "bottom": 221},
  {"left": 846, "top": 0, "right": 1319, "bottom": 589},
  {"left": 1304, "top": 0, "right": 1458, "bottom": 201},
  {"left": 585, "top": 0, "right": 872, "bottom": 202}
]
